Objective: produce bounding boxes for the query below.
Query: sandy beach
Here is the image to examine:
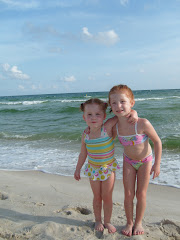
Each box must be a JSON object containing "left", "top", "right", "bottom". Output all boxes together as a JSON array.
[{"left": 0, "top": 170, "right": 180, "bottom": 240}]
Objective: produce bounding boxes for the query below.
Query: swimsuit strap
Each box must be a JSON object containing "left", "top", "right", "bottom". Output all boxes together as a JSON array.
[
  {"left": 84, "top": 125, "right": 108, "bottom": 141},
  {"left": 135, "top": 122, "right": 138, "bottom": 135},
  {"left": 116, "top": 123, "right": 119, "bottom": 136},
  {"left": 100, "top": 125, "right": 104, "bottom": 137},
  {"left": 101, "top": 125, "right": 108, "bottom": 138},
  {"left": 84, "top": 131, "right": 89, "bottom": 141}
]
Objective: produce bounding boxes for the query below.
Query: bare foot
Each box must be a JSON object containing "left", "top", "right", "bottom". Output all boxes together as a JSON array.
[
  {"left": 133, "top": 223, "right": 144, "bottom": 235},
  {"left": 121, "top": 224, "right": 133, "bottom": 236},
  {"left": 104, "top": 223, "right": 116, "bottom": 233},
  {"left": 95, "top": 221, "right": 104, "bottom": 232}
]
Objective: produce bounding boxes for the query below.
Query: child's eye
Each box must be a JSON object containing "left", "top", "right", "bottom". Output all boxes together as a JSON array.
[{"left": 88, "top": 114, "right": 92, "bottom": 116}]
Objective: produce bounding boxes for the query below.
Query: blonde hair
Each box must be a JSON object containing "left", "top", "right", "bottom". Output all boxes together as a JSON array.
[
  {"left": 80, "top": 98, "right": 108, "bottom": 114},
  {"left": 109, "top": 84, "right": 134, "bottom": 104}
]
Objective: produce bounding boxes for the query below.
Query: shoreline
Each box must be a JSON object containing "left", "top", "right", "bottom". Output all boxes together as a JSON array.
[
  {"left": 0, "top": 168, "right": 180, "bottom": 189},
  {"left": 0, "top": 170, "right": 180, "bottom": 239}
]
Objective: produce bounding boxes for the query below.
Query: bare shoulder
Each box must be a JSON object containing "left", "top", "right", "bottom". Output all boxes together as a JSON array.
[
  {"left": 137, "top": 118, "right": 152, "bottom": 131},
  {"left": 81, "top": 131, "right": 86, "bottom": 142}
]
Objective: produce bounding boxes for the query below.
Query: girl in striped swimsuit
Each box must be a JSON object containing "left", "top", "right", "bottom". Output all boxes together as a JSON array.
[{"left": 74, "top": 98, "right": 137, "bottom": 233}]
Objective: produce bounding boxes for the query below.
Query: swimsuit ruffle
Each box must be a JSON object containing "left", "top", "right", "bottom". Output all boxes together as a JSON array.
[{"left": 84, "top": 159, "right": 120, "bottom": 181}]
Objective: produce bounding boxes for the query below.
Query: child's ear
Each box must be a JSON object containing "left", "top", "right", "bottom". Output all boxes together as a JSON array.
[
  {"left": 104, "top": 113, "right": 107, "bottom": 120},
  {"left": 83, "top": 115, "right": 85, "bottom": 121},
  {"left": 131, "top": 100, "right": 135, "bottom": 107}
]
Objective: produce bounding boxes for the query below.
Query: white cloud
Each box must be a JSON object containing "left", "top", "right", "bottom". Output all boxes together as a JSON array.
[
  {"left": 139, "top": 69, "right": 145, "bottom": 73},
  {"left": 96, "top": 30, "right": 119, "bottom": 45},
  {"left": 82, "top": 27, "right": 119, "bottom": 46},
  {"left": 23, "top": 23, "right": 59, "bottom": 40},
  {"left": 0, "top": 0, "right": 86, "bottom": 10},
  {"left": 85, "top": 0, "right": 100, "bottom": 6},
  {"left": 105, "top": 73, "right": 111, "bottom": 76},
  {"left": 24, "top": 23, "right": 119, "bottom": 47},
  {"left": 52, "top": 84, "right": 58, "bottom": 89},
  {"left": 2, "top": 63, "right": 10, "bottom": 71},
  {"left": 120, "top": 0, "right": 129, "bottom": 6},
  {"left": 48, "top": 47, "right": 62, "bottom": 54},
  {"left": 47, "top": 0, "right": 83, "bottom": 8},
  {"left": 82, "top": 27, "right": 93, "bottom": 37},
  {"left": 88, "top": 76, "right": 95, "bottom": 81},
  {"left": 0, "top": 0, "right": 39, "bottom": 9},
  {"left": 64, "top": 75, "right": 76, "bottom": 82},
  {"left": 11, "top": 66, "right": 30, "bottom": 80},
  {"left": 1, "top": 63, "right": 30, "bottom": 80},
  {"left": 18, "top": 85, "right": 25, "bottom": 90}
]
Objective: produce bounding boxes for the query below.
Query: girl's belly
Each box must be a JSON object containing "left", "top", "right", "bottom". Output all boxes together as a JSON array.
[{"left": 123, "top": 143, "right": 152, "bottom": 161}]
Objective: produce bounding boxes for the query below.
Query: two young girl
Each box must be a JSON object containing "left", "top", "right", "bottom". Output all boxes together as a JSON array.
[{"left": 74, "top": 85, "right": 162, "bottom": 236}]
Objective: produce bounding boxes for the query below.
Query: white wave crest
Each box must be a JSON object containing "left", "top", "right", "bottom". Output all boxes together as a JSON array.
[
  {"left": 135, "top": 97, "right": 164, "bottom": 101},
  {"left": 0, "top": 132, "right": 32, "bottom": 139},
  {"left": 0, "top": 100, "right": 47, "bottom": 105},
  {"left": 22, "top": 100, "right": 47, "bottom": 105}
]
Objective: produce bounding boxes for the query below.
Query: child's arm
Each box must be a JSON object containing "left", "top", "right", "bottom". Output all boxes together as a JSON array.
[
  {"left": 104, "top": 116, "right": 118, "bottom": 138},
  {"left": 126, "top": 109, "right": 138, "bottom": 124},
  {"left": 143, "top": 119, "right": 162, "bottom": 179},
  {"left": 74, "top": 134, "right": 87, "bottom": 181},
  {"left": 104, "top": 116, "right": 118, "bottom": 128}
]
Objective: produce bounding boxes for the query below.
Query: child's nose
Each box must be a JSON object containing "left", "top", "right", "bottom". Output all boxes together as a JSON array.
[{"left": 117, "top": 102, "right": 122, "bottom": 108}]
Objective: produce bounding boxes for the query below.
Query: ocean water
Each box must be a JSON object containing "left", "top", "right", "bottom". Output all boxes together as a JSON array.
[{"left": 0, "top": 89, "right": 180, "bottom": 188}]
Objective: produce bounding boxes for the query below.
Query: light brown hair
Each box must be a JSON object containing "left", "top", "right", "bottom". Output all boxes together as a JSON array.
[
  {"left": 109, "top": 84, "right": 134, "bottom": 104},
  {"left": 80, "top": 98, "right": 108, "bottom": 114}
]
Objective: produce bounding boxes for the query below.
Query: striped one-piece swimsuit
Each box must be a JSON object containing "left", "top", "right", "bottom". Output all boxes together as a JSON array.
[{"left": 84, "top": 125, "right": 120, "bottom": 181}]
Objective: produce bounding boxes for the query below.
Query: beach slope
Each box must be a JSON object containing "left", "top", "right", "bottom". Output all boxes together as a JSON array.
[{"left": 0, "top": 170, "right": 180, "bottom": 240}]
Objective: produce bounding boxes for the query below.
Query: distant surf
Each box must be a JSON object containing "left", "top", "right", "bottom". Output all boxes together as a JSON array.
[{"left": 0, "top": 89, "right": 180, "bottom": 188}]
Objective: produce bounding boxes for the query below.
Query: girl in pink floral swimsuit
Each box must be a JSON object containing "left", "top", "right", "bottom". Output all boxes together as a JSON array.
[{"left": 109, "top": 84, "right": 162, "bottom": 237}]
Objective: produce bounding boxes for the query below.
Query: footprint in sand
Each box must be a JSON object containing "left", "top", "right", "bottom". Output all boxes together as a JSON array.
[
  {"left": 0, "top": 192, "right": 8, "bottom": 200},
  {"left": 55, "top": 206, "right": 92, "bottom": 216},
  {"left": 75, "top": 207, "right": 92, "bottom": 215},
  {"left": 160, "top": 219, "right": 180, "bottom": 239},
  {"left": 33, "top": 202, "right": 45, "bottom": 206}
]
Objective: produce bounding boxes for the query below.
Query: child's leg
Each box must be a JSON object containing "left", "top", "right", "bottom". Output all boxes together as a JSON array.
[
  {"left": 122, "top": 160, "right": 136, "bottom": 236},
  {"left": 89, "top": 179, "right": 104, "bottom": 231},
  {"left": 133, "top": 161, "right": 152, "bottom": 235},
  {"left": 101, "top": 172, "right": 116, "bottom": 233}
]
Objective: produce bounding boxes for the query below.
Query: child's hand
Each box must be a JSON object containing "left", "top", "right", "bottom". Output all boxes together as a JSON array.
[
  {"left": 74, "top": 169, "right": 81, "bottom": 181},
  {"left": 84, "top": 127, "right": 90, "bottom": 134},
  {"left": 150, "top": 164, "right": 160, "bottom": 179},
  {"left": 126, "top": 109, "right": 138, "bottom": 124}
]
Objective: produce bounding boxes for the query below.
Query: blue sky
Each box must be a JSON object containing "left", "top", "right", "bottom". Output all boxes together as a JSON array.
[{"left": 0, "top": 0, "right": 180, "bottom": 96}]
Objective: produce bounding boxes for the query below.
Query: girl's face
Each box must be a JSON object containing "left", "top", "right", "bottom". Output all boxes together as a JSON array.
[
  {"left": 83, "top": 103, "right": 106, "bottom": 129},
  {"left": 109, "top": 91, "right": 134, "bottom": 117}
]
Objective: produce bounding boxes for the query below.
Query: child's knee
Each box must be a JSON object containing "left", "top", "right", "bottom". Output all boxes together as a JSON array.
[
  {"left": 102, "top": 192, "right": 112, "bottom": 203},
  {"left": 94, "top": 194, "right": 102, "bottom": 203},
  {"left": 136, "top": 190, "right": 146, "bottom": 201},
  {"left": 125, "top": 190, "right": 135, "bottom": 201}
]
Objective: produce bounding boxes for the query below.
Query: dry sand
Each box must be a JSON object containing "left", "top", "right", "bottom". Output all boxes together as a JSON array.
[{"left": 0, "top": 170, "right": 180, "bottom": 240}]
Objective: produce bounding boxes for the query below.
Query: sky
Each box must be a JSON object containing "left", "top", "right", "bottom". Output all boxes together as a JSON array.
[{"left": 0, "top": 0, "right": 180, "bottom": 96}]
